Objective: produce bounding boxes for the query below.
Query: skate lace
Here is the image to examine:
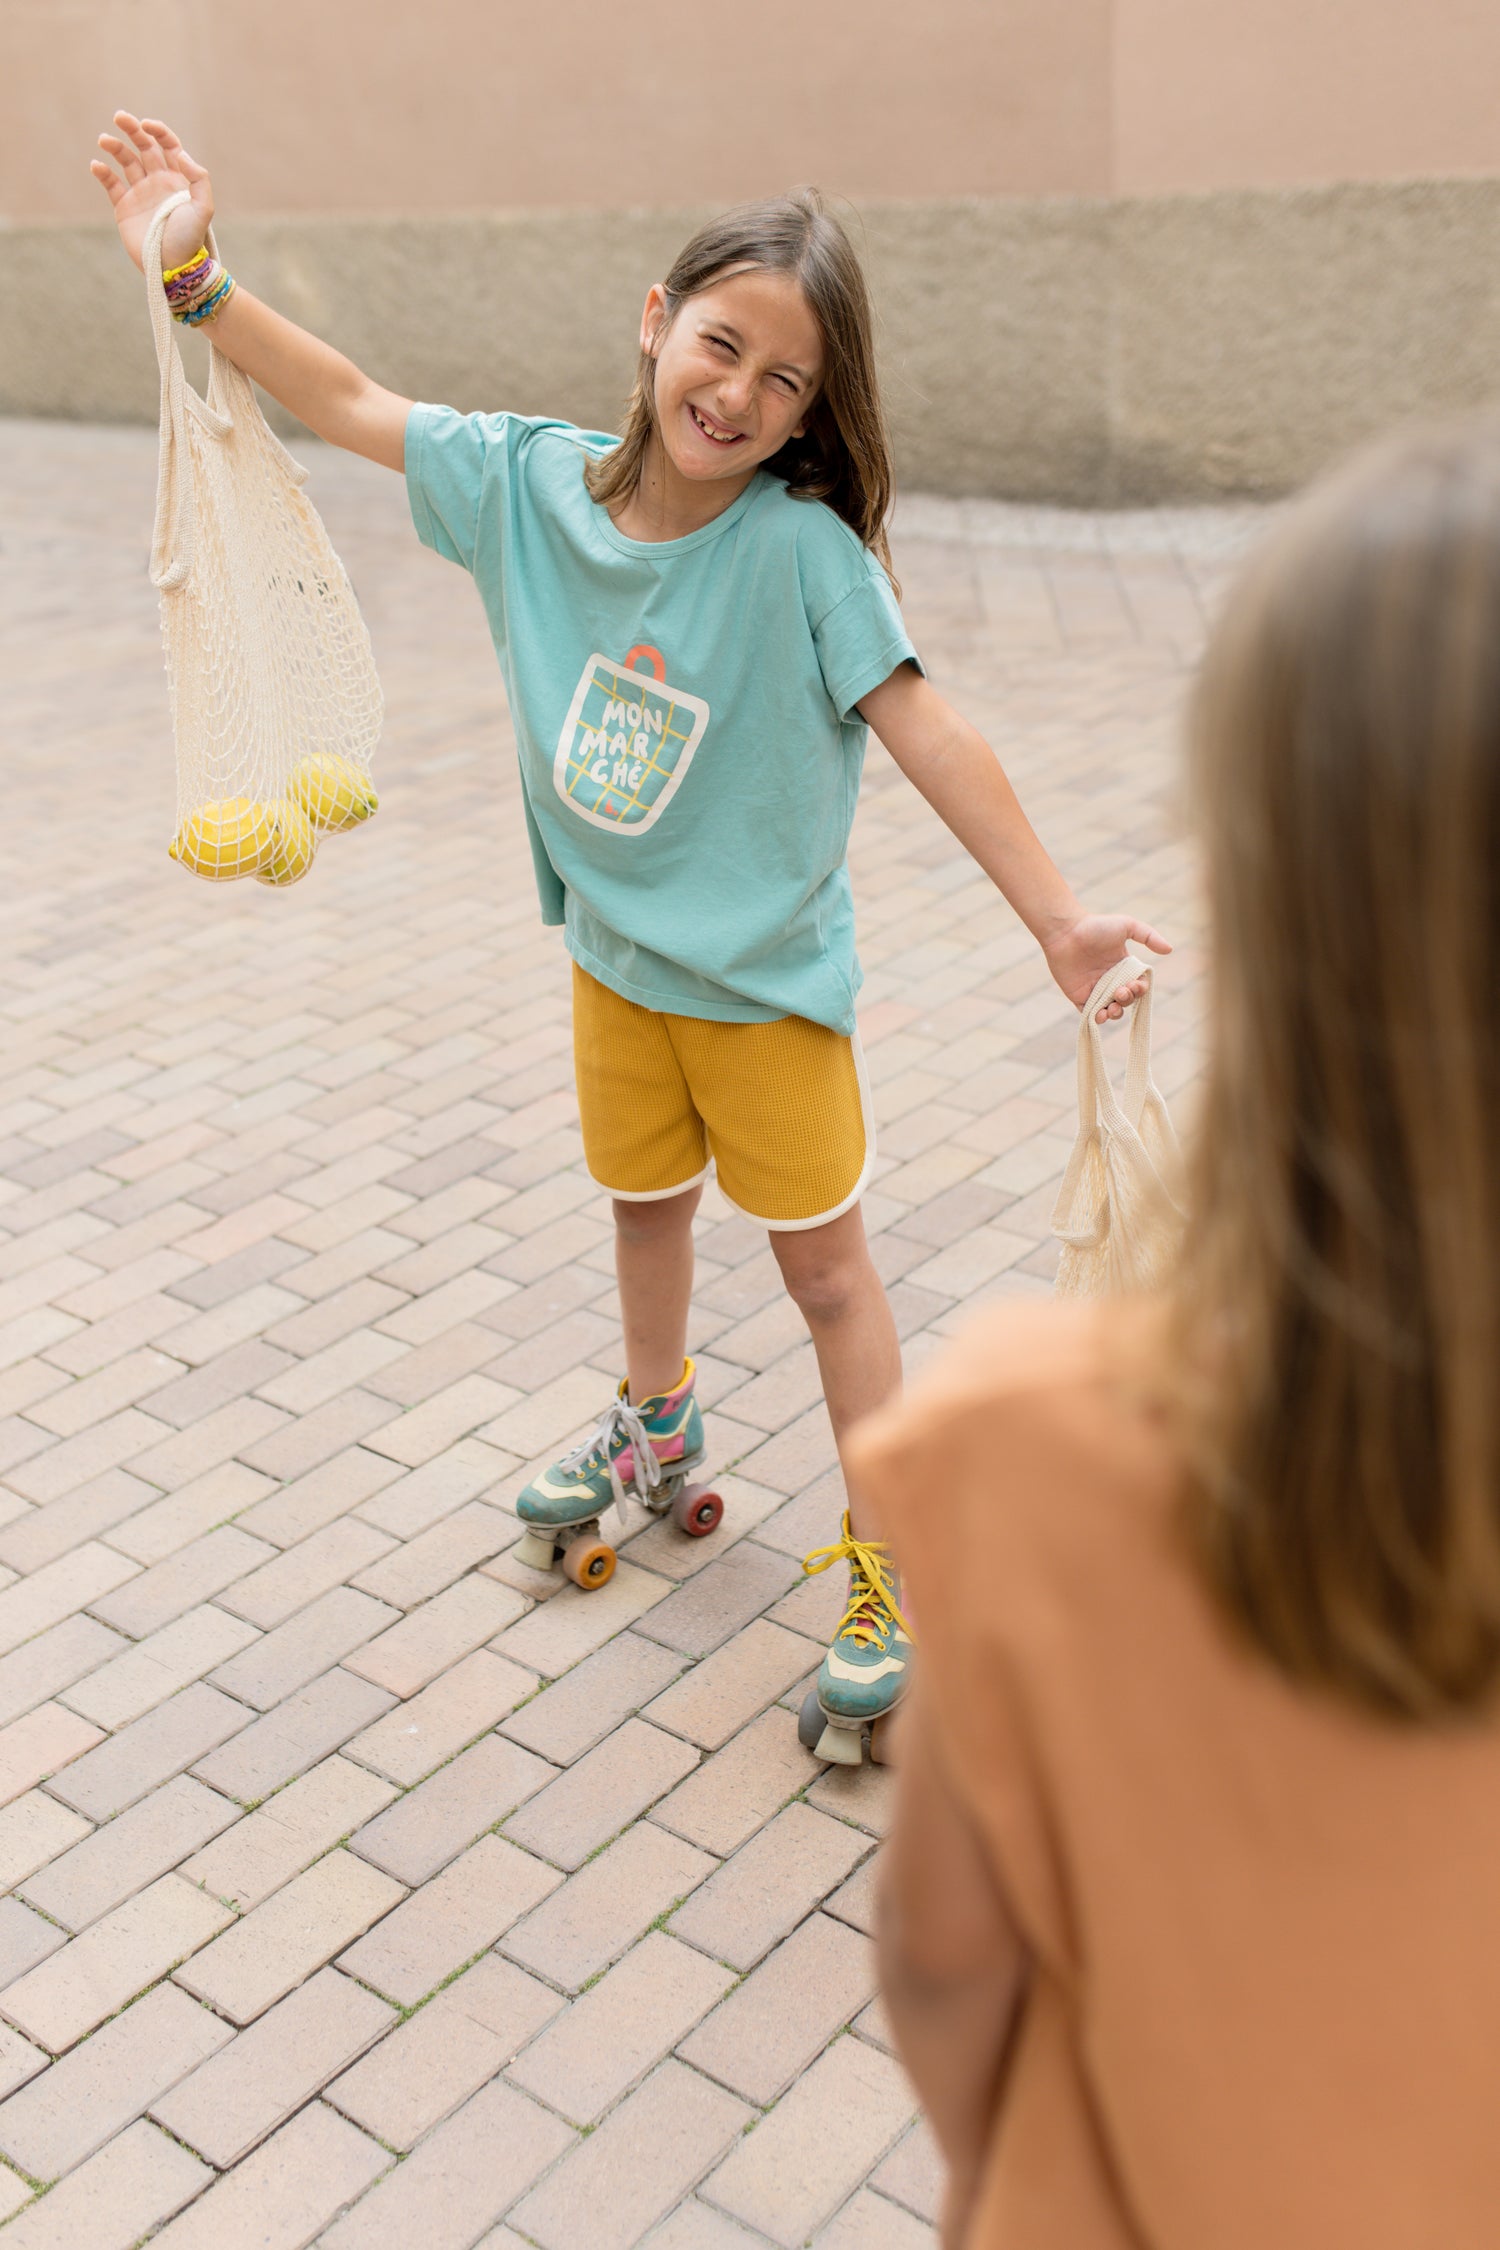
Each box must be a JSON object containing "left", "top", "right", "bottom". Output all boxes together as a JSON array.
[
  {"left": 560, "top": 1396, "right": 664, "bottom": 1528},
  {"left": 803, "top": 1517, "right": 912, "bottom": 1648}
]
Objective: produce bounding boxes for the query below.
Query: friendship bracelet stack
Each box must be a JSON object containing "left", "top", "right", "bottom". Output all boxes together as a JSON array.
[{"left": 162, "top": 245, "right": 236, "bottom": 326}]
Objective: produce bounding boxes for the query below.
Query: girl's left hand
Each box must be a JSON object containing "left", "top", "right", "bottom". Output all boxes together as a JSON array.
[
  {"left": 91, "top": 113, "right": 214, "bottom": 276},
  {"left": 1042, "top": 915, "right": 1171, "bottom": 1022}
]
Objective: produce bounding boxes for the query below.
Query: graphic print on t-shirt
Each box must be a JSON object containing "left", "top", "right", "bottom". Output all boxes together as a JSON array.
[{"left": 553, "top": 644, "right": 710, "bottom": 834}]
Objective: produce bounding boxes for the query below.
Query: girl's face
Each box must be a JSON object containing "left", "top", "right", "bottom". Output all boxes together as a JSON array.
[{"left": 643, "top": 267, "right": 825, "bottom": 487}]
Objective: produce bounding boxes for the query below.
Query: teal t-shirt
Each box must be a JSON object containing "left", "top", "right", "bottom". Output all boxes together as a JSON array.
[{"left": 404, "top": 404, "right": 921, "bottom": 1033}]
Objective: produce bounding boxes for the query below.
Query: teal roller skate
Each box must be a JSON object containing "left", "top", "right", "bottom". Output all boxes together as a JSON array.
[
  {"left": 511, "top": 1359, "right": 723, "bottom": 1591},
  {"left": 798, "top": 1512, "right": 911, "bottom": 1766}
]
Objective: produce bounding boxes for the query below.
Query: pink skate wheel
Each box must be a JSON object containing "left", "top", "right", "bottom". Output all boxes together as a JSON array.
[{"left": 672, "top": 1485, "right": 723, "bottom": 1538}]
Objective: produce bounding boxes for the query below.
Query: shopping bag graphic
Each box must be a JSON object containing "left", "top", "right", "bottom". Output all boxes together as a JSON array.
[{"left": 553, "top": 644, "right": 710, "bottom": 834}]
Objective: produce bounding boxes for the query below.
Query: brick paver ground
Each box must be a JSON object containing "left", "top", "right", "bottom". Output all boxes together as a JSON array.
[{"left": 0, "top": 417, "right": 1254, "bottom": 2245}]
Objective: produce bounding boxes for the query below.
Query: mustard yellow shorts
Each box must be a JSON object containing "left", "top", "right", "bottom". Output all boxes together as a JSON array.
[{"left": 572, "top": 964, "right": 874, "bottom": 1231}]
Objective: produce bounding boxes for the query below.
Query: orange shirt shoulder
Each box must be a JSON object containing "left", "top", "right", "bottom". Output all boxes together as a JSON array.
[{"left": 853, "top": 1296, "right": 1500, "bottom": 2250}]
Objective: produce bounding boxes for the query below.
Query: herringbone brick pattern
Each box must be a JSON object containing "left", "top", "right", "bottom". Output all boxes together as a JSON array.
[{"left": 0, "top": 419, "right": 1253, "bottom": 2246}]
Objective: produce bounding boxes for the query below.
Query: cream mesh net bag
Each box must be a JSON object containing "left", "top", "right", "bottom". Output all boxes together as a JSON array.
[
  {"left": 1050, "top": 961, "right": 1187, "bottom": 1296},
  {"left": 144, "top": 191, "right": 382, "bottom": 886}
]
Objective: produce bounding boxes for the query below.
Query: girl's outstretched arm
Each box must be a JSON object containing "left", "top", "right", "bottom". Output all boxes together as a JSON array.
[
  {"left": 859, "top": 664, "right": 1170, "bottom": 1023},
  {"left": 92, "top": 113, "right": 411, "bottom": 472}
]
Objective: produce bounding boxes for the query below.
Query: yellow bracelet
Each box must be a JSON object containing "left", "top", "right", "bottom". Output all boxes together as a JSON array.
[{"left": 162, "top": 246, "right": 210, "bottom": 283}]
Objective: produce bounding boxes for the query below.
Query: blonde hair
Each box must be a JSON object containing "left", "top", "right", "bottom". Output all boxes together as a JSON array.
[
  {"left": 1177, "top": 417, "right": 1500, "bottom": 1719},
  {"left": 584, "top": 189, "right": 897, "bottom": 588}
]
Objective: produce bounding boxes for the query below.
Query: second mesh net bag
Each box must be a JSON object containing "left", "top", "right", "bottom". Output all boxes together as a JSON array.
[
  {"left": 144, "top": 190, "right": 382, "bottom": 886},
  {"left": 1050, "top": 960, "right": 1186, "bottom": 1296}
]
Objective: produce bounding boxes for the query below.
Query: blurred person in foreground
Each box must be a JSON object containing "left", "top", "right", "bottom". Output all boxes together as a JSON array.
[{"left": 852, "top": 419, "right": 1500, "bottom": 2249}]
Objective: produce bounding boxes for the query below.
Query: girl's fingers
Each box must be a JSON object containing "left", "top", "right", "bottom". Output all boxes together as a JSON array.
[
  {"left": 114, "top": 112, "right": 163, "bottom": 174},
  {"left": 89, "top": 159, "right": 127, "bottom": 206},
  {"left": 143, "top": 118, "right": 187, "bottom": 159},
  {"left": 1127, "top": 920, "right": 1172, "bottom": 956},
  {"left": 150, "top": 124, "right": 208, "bottom": 184},
  {"left": 1094, "top": 979, "right": 1144, "bottom": 1022},
  {"left": 99, "top": 130, "right": 143, "bottom": 185}
]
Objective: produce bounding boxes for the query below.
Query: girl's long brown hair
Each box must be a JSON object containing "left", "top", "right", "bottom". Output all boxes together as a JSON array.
[
  {"left": 584, "top": 189, "right": 897, "bottom": 587},
  {"left": 1177, "top": 419, "right": 1500, "bottom": 1719}
]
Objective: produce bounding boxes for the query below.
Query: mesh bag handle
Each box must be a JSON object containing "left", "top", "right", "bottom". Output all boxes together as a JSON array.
[
  {"left": 141, "top": 190, "right": 383, "bottom": 886},
  {"left": 1072, "top": 959, "right": 1156, "bottom": 1139},
  {"left": 144, "top": 192, "right": 312, "bottom": 592},
  {"left": 1050, "top": 959, "right": 1185, "bottom": 1265},
  {"left": 144, "top": 193, "right": 230, "bottom": 594}
]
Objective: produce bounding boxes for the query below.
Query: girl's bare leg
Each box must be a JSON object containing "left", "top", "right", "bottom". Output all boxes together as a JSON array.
[
  {"left": 613, "top": 1186, "right": 702, "bottom": 1402},
  {"left": 769, "top": 1203, "right": 902, "bottom": 1535}
]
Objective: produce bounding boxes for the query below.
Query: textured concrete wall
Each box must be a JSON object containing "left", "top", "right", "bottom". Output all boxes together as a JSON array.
[
  {"left": 1105, "top": 180, "right": 1500, "bottom": 497},
  {"left": 6, "top": 180, "right": 1500, "bottom": 502}
]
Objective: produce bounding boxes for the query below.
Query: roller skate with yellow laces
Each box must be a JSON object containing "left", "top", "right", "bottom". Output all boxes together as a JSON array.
[
  {"left": 798, "top": 1512, "right": 912, "bottom": 1766},
  {"left": 511, "top": 1359, "right": 723, "bottom": 1592}
]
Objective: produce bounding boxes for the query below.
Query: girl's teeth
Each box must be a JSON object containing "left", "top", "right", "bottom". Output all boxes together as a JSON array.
[{"left": 692, "top": 407, "right": 738, "bottom": 443}]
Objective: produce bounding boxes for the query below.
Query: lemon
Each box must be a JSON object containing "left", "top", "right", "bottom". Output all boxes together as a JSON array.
[
  {"left": 168, "top": 798, "right": 276, "bottom": 880},
  {"left": 289, "top": 752, "right": 378, "bottom": 833},
  {"left": 256, "top": 800, "right": 318, "bottom": 888}
]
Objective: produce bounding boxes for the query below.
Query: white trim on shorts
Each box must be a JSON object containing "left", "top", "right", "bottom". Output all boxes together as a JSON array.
[{"left": 593, "top": 1161, "right": 713, "bottom": 1203}]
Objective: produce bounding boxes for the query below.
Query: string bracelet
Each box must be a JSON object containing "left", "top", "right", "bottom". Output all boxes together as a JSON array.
[
  {"left": 163, "top": 247, "right": 237, "bottom": 326},
  {"left": 162, "top": 246, "right": 210, "bottom": 286},
  {"left": 162, "top": 247, "right": 212, "bottom": 310},
  {"left": 181, "top": 268, "right": 236, "bottom": 325}
]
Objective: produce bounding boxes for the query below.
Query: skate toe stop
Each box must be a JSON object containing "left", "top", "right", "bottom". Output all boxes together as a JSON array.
[
  {"left": 513, "top": 1529, "right": 558, "bottom": 1570},
  {"left": 814, "top": 1722, "right": 865, "bottom": 1767}
]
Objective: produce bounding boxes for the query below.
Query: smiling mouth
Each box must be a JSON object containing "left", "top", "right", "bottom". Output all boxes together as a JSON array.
[{"left": 689, "top": 403, "right": 745, "bottom": 446}]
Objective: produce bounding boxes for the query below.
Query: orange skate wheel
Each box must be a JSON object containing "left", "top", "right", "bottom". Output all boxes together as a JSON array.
[
  {"left": 672, "top": 1485, "right": 723, "bottom": 1538},
  {"left": 562, "top": 1536, "right": 616, "bottom": 1590}
]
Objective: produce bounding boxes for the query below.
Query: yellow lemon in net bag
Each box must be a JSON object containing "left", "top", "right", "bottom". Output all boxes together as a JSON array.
[
  {"left": 169, "top": 798, "right": 276, "bottom": 880},
  {"left": 290, "top": 752, "right": 379, "bottom": 833},
  {"left": 256, "top": 801, "right": 318, "bottom": 888}
]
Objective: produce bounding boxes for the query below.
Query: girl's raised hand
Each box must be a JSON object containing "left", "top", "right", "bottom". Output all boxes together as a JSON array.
[
  {"left": 1043, "top": 914, "right": 1172, "bottom": 1023},
  {"left": 90, "top": 112, "right": 213, "bottom": 275}
]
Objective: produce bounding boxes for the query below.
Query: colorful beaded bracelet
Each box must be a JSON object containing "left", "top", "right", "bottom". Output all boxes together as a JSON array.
[
  {"left": 179, "top": 270, "right": 236, "bottom": 326},
  {"left": 162, "top": 247, "right": 237, "bottom": 326},
  {"left": 162, "top": 246, "right": 210, "bottom": 285}
]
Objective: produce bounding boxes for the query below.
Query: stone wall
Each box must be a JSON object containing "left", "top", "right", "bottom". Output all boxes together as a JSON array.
[{"left": 8, "top": 179, "right": 1499, "bottom": 502}]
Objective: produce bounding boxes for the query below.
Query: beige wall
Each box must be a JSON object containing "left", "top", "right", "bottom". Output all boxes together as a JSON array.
[
  {"left": 1114, "top": 0, "right": 1500, "bottom": 192},
  {"left": 6, "top": 0, "right": 1111, "bottom": 219},
  {"left": 9, "top": 0, "right": 1500, "bottom": 224}
]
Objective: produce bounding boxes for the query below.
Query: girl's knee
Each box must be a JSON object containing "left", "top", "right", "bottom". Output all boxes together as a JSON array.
[{"left": 775, "top": 1236, "right": 874, "bottom": 1326}]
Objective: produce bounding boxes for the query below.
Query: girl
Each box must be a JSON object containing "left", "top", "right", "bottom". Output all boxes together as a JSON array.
[
  {"left": 93, "top": 112, "right": 1167, "bottom": 1756},
  {"left": 857, "top": 418, "right": 1500, "bottom": 2246}
]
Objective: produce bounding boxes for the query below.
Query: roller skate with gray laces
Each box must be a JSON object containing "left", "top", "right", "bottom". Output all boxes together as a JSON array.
[
  {"left": 798, "top": 1512, "right": 911, "bottom": 1766},
  {"left": 511, "top": 1359, "right": 723, "bottom": 1591}
]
